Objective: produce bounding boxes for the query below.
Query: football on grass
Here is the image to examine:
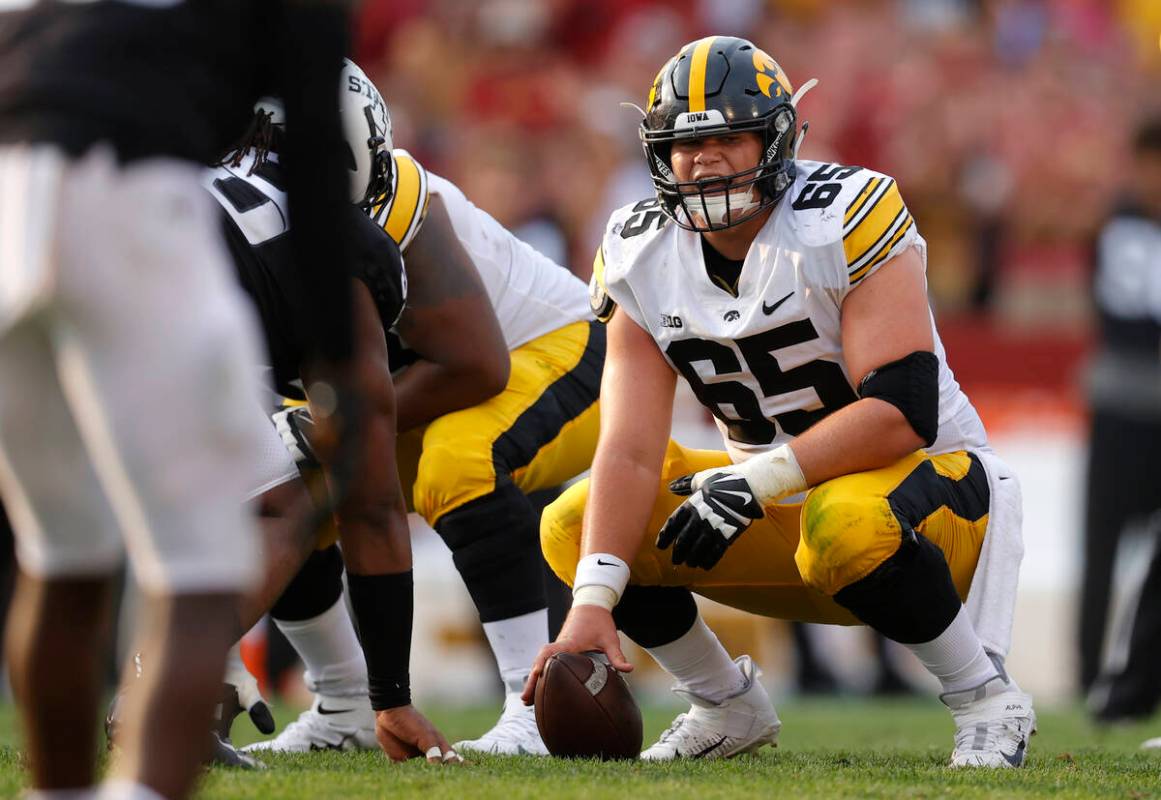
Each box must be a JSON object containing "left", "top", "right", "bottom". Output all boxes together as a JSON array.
[{"left": 534, "top": 651, "right": 643, "bottom": 760}]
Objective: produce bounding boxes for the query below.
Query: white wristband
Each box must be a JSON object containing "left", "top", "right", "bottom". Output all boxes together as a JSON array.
[
  {"left": 732, "top": 444, "right": 807, "bottom": 504},
  {"left": 573, "top": 553, "right": 630, "bottom": 609}
]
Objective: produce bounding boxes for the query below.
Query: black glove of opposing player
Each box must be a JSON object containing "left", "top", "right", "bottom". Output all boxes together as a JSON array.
[{"left": 656, "top": 470, "right": 765, "bottom": 570}]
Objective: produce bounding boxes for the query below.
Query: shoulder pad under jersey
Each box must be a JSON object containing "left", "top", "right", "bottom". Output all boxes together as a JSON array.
[
  {"left": 603, "top": 195, "right": 670, "bottom": 275},
  {"left": 368, "top": 149, "right": 430, "bottom": 252},
  {"left": 589, "top": 244, "right": 615, "bottom": 322},
  {"left": 786, "top": 161, "right": 917, "bottom": 288}
]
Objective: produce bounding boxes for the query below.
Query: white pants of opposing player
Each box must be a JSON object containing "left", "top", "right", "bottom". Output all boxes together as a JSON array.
[{"left": 0, "top": 144, "right": 264, "bottom": 592}]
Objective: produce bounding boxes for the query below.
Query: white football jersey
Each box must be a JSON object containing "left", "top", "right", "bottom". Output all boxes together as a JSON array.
[
  {"left": 370, "top": 150, "right": 592, "bottom": 350},
  {"left": 593, "top": 160, "right": 987, "bottom": 463}
]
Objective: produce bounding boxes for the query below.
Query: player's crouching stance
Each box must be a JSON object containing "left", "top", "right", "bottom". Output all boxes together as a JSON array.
[
  {"left": 525, "top": 36, "right": 1034, "bottom": 769},
  {"left": 104, "top": 61, "right": 460, "bottom": 766},
  {"left": 238, "top": 68, "right": 600, "bottom": 758}
]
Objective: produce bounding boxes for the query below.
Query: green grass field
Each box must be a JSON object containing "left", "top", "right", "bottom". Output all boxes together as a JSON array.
[{"left": 1, "top": 700, "right": 1159, "bottom": 799}]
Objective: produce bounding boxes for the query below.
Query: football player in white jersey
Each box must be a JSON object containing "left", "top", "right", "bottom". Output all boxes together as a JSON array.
[
  {"left": 243, "top": 84, "right": 602, "bottom": 757},
  {"left": 524, "top": 36, "right": 1034, "bottom": 768}
]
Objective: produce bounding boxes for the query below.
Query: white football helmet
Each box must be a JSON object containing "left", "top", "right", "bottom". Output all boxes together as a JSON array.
[
  {"left": 253, "top": 59, "right": 393, "bottom": 207},
  {"left": 340, "top": 58, "right": 393, "bottom": 207}
]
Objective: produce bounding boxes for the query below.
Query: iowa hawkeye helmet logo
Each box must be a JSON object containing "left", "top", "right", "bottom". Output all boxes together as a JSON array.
[{"left": 752, "top": 49, "right": 792, "bottom": 99}]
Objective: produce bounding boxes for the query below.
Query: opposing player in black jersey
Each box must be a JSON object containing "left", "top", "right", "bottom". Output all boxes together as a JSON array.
[
  {"left": 197, "top": 61, "right": 498, "bottom": 762},
  {"left": 0, "top": 3, "right": 365, "bottom": 798}
]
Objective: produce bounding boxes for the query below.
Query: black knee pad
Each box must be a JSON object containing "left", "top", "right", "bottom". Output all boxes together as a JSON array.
[
  {"left": 833, "top": 529, "right": 961, "bottom": 644},
  {"left": 271, "top": 544, "right": 344, "bottom": 622},
  {"left": 613, "top": 585, "right": 698, "bottom": 648},
  {"left": 436, "top": 482, "right": 546, "bottom": 623}
]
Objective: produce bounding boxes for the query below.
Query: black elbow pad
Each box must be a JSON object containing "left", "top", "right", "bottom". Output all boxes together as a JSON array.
[{"left": 858, "top": 351, "right": 940, "bottom": 447}]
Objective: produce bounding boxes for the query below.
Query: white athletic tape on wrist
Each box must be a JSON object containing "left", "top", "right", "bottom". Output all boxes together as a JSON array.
[
  {"left": 728, "top": 444, "right": 806, "bottom": 505},
  {"left": 572, "top": 584, "right": 620, "bottom": 611},
  {"left": 573, "top": 553, "right": 630, "bottom": 609}
]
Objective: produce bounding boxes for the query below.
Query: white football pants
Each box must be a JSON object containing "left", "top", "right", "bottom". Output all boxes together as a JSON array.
[{"left": 0, "top": 144, "right": 266, "bottom": 593}]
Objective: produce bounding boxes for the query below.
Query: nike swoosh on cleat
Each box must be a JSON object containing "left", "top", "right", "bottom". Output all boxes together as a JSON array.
[
  {"left": 687, "top": 735, "right": 729, "bottom": 758},
  {"left": 1001, "top": 739, "right": 1026, "bottom": 767},
  {"left": 762, "top": 292, "right": 794, "bottom": 315}
]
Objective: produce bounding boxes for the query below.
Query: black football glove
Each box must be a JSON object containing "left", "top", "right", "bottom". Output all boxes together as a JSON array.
[{"left": 656, "top": 470, "right": 765, "bottom": 570}]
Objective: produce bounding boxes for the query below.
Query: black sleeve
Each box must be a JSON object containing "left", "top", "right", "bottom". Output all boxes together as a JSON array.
[
  {"left": 349, "top": 208, "right": 407, "bottom": 331},
  {"left": 276, "top": 0, "right": 355, "bottom": 364}
]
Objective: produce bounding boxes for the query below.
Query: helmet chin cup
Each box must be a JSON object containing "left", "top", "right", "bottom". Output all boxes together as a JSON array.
[{"left": 687, "top": 187, "right": 762, "bottom": 229}]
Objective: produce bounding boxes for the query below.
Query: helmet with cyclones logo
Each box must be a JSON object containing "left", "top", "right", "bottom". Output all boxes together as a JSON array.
[
  {"left": 639, "top": 36, "right": 816, "bottom": 232},
  {"left": 339, "top": 58, "right": 394, "bottom": 209},
  {"left": 253, "top": 59, "right": 393, "bottom": 208}
]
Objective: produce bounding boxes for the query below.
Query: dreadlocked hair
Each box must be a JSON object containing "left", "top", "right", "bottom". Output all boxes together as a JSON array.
[{"left": 218, "top": 110, "right": 281, "bottom": 174}]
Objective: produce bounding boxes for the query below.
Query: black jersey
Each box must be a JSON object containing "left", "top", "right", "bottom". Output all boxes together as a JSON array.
[
  {"left": 1093, "top": 204, "right": 1161, "bottom": 357},
  {"left": 0, "top": 0, "right": 360, "bottom": 362},
  {"left": 0, "top": 1, "right": 274, "bottom": 164},
  {"left": 207, "top": 155, "right": 406, "bottom": 398}
]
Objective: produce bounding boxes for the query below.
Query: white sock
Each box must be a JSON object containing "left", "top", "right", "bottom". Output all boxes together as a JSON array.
[
  {"left": 275, "top": 595, "right": 367, "bottom": 697},
  {"left": 646, "top": 615, "right": 745, "bottom": 704},
  {"left": 482, "top": 607, "right": 548, "bottom": 694},
  {"left": 94, "top": 781, "right": 165, "bottom": 800},
  {"left": 905, "top": 606, "right": 1000, "bottom": 694}
]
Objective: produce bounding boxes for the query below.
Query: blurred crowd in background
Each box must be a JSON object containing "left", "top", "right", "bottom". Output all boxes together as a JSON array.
[
  {"left": 343, "top": 0, "right": 1161, "bottom": 712},
  {"left": 355, "top": 0, "right": 1161, "bottom": 325},
  {"left": 3, "top": 0, "right": 1161, "bottom": 714}
]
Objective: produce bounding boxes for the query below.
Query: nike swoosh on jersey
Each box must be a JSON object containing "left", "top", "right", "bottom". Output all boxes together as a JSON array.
[
  {"left": 762, "top": 291, "right": 794, "bottom": 315},
  {"left": 316, "top": 704, "right": 350, "bottom": 716}
]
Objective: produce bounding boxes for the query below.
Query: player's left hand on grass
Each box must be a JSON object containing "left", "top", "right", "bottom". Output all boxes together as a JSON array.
[
  {"left": 658, "top": 469, "right": 765, "bottom": 570},
  {"left": 522, "top": 604, "right": 633, "bottom": 705},
  {"left": 375, "top": 705, "right": 462, "bottom": 764}
]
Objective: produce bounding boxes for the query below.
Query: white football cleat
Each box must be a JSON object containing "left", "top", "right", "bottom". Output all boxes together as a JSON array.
[
  {"left": 942, "top": 673, "right": 1036, "bottom": 768},
  {"left": 243, "top": 693, "right": 377, "bottom": 753},
  {"left": 454, "top": 692, "right": 549, "bottom": 756},
  {"left": 1141, "top": 736, "right": 1161, "bottom": 750},
  {"left": 641, "top": 655, "right": 780, "bottom": 761}
]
